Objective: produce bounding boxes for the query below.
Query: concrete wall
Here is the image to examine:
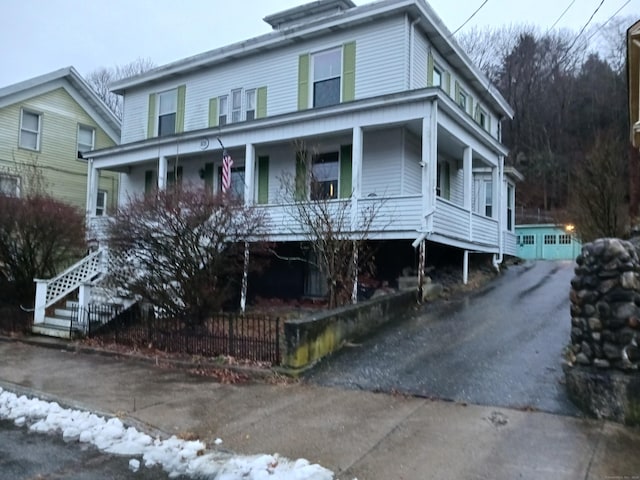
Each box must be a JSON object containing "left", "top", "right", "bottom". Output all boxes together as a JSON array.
[{"left": 281, "top": 290, "right": 416, "bottom": 374}]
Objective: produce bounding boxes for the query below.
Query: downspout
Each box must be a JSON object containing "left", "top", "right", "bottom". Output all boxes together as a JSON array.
[
  {"left": 493, "top": 155, "right": 505, "bottom": 271},
  {"left": 408, "top": 16, "right": 420, "bottom": 90}
]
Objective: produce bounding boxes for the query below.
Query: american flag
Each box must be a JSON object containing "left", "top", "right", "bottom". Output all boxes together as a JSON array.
[{"left": 222, "top": 149, "right": 233, "bottom": 194}]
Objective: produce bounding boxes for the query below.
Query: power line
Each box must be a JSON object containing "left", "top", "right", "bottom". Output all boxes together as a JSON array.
[
  {"left": 547, "top": 0, "right": 576, "bottom": 33},
  {"left": 563, "top": 0, "right": 606, "bottom": 54},
  {"left": 450, "top": 0, "right": 489, "bottom": 36},
  {"left": 585, "top": 0, "right": 631, "bottom": 43}
]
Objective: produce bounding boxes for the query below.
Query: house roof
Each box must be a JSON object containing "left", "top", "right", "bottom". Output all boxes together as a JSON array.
[
  {"left": 264, "top": 0, "right": 356, "bottom": 29},
  {"left": 0, "top": 66, "right": 121, "bottom": 143},
  {"left": 110, "top": 0, "right": 514, "bottom": 119},
  {"left": 628, "top": 19, "right": 640, "bottom": 148}
]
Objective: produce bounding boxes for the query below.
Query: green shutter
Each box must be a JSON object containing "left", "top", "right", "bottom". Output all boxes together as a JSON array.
[
  {"left": 339, "top": 145, "right": 352, "bottom": 198},
  {"left": 144, "top": 170, "right": 155, "bottom": 193},
  {"left": 256, "top": 87, "right": 268, "bottom": 118},
  {"left": 258, "top": 156, "right": 269, "bottom": 204},
  {"left": 487, "top": 115, "right": 492, "bottom": 134},
  {"left": 298, "top": 54, "right": 310, "bottom": 110},
  {"left": 204, "top": 162, "right": 214, "bottom": 191},
  {"left": 427, "top": 51, "right": 434, "bottom": 87},
  {"left": 455, "top": 81, "right": 460, "bottom": 105},
  {"left": 147, "top": 94, "right": 156, "bottom": 138},
  {"left": 468, "top": 94, "right": 474, "bottom": 115},
  {"left": 342, "top": 41, "right": 356, "bottom": 102},
  {"left": 295, "top": 151, "right": 307, "bottom": 200},
  {"left": 208, "top": 98, "right": 218, "bottom": 127},
  {"left": 176, "top": 85, "right": 186, "bottom": 133},
  {"left": 444, "top": 72, "right": 451, "bottom": 96}
]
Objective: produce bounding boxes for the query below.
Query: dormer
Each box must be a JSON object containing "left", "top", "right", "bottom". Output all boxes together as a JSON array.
[{"left": 263, "top": 0, "right": 355, "bottom": 30}]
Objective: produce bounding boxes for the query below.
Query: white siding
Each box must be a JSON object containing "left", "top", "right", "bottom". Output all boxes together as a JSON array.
[
  {"left": 403, "top": 130, "right": 421, "bottom": 195},
  {"left": 121, "top": 16, "right": 408, "bottom": 143},
  {"left": 362, "top": 128, "right": 403, "bottom": 197},
  {"left": 449, "top": 160, "right": 464, "bottom": 206},
  {"left": 412, "top": 30, "right": 429, "bottom": 89}
]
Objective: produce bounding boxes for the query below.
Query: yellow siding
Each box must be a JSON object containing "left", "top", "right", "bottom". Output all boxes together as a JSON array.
[{"left": 0, "top": 87, "right": 118, "bottom": 211}]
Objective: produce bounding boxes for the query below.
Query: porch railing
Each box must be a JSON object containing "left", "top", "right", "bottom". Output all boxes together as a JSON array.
[{"left": 34, "top": 249, "right": 106, "bottom": 324}]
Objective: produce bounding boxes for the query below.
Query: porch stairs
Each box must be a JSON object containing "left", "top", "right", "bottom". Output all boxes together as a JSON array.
[{"left": 32, "top": 249, "right": 136, "bottom": 339}]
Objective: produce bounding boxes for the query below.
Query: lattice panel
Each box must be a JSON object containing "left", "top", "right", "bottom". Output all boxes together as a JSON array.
[{"left": 45, "top": 250, "right": 104, "bottom": 306}]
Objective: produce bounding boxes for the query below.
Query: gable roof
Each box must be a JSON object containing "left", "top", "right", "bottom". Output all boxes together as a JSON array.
[
  {"left": 110, "top": 0, "right": 513, "bottom": 119},
  {"left": 0, "top": 66, "right": 121, "bottom": 143}
]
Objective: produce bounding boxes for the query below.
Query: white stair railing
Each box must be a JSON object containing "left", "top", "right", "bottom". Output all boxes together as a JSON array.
[{"left": 34, "top": 249, "right": 106, "bottom": 324}]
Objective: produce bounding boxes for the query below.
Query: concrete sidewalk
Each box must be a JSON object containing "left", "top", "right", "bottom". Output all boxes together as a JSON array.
[{"left": 1, "top": 338, "right": 639, "bottom": 480}]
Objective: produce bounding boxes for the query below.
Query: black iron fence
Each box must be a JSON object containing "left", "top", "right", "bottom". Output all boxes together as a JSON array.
[{"left": 72, "top": 304, "right": 281, "bottom": 364}]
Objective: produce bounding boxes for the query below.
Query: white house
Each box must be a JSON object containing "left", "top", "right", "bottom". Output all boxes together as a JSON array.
[{"left": 34, "top": 0, "right": 520, "bottom": 335}]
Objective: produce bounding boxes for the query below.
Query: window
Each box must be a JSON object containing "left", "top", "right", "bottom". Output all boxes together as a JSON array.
[
  {"left": 0, "top": 175, "right": 19, "bottom": 197},
  {"left": 559, "top": 234, "right": 571, "bottom": 245},
  {"left": 245, "top": 89, "right": 256, "bottom": 121},
  {"left": 218, "top": 166, "right": 245, "bottom": 199},
  {"left": 231, "top": 89, "right": 242, "bottom": 123},
  {"left": 457, "top": 90, "right": 467, "bottom": 110},
  {"left": 95, "top": 190, "right": 107, "bottom": 216},
  {"left": 433, "top": 65, "right": 442, "bottom": 88},
  {"left": 218, "top": 95, "right": 228, "bottom": 125},
  {"left": 507, "top": 184, "right": 514, "bottom": 231},
  {"left": 77, "top": 125, "right": 95, "bottom": 158},
  {"left": 436, "top": 161, "right": 450, "bottom": 200},
  {"left": 313, "top": 48, "right": 341, "bottom": 108},
  {"left": 311, "top": 151, "right": 339, "bottom": 200},
  {"left": 158, "top": 89, "right": 177, "bottom": 136},
  {"left": 544, "top": 234, "right": 557, "bottom": 245},
  {"left": 478, "top": 108, "right": 488, "bottom": 130},
  {"left": 521, "top": 235, "right": 534, "bottom": 245},
  {"left": 20, "top": 109, "right": 41, "bottom": 150},
  {"left": 484, "top": 181, "right": 492, "bottom": 217}
]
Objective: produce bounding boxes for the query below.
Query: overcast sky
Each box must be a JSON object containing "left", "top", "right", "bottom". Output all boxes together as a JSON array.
[{"left": 1, "top": 0, "right": 636, "bottom": 88}]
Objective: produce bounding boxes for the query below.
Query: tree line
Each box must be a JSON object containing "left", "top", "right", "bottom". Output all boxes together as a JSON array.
[{"left": 459, "top": 18, "right": 632, "bottom": 240}]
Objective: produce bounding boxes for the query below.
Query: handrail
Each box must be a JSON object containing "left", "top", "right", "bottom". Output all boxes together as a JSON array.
[{"left": 41, "top": 249, "right": 105, "bottom": 308}]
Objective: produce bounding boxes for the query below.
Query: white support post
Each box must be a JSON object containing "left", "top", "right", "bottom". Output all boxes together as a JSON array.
[
  {"left": 421, "top": 100, "right": 438, "bottom": 231},
  {"left": 463, "top": 250, "right": 469, "bottom": 285},
  {"left": 158, "top": 156, "right": 168, "bottom": 191},
  {"left": 463, "top": 147, "right": 472, "bottom": 211},
  {"left": 351, "top": 126, "right": 363, "bottom": 231},
  {"left": 351, "top": 241, "right": 358, "bottom": 304},
  {"left": 78, "top": 283, "right": 92, "bottom": 327},
  {"left": 33, "top": 280, "right": 47, "bottom": 324},
  {"left": 491, "top": 164, "right": 500, "bottom": 219},
  {"left": 244, "top": 143, "right": 255, "bottom": 206},
  {"left": 240, "top": 242, "right": 249, "bottom": 313},
  {"left": 86, "top": 160, "right": 99, "bottom": 217}
]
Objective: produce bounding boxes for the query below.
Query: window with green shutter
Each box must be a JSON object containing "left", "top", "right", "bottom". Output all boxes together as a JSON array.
[
  {"left": 208, "top": 99, "right": 218, "bottom": 128},
  {"left": 342, "top": 41, "right": 356, "bottom": 102},
  {"left": 256, "top": 87, "right": 268, "bottom": 118},
  {"left": 295, "top": 151, "right": 308, "bottom": 200},
  {"left": 298, "top": 54, "right": 310, "bottom": 110}
]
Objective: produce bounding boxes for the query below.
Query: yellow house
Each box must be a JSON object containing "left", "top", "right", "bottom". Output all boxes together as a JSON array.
[{"left": 0, "top": 67, "right": 120, "bottom": 214}]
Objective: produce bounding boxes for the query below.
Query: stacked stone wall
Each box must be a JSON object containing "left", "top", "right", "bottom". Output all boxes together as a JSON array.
[{"left": 569, "top": 238, "right": 640, "bottom": 369}]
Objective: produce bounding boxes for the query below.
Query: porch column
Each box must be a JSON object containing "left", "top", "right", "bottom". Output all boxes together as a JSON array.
[
  {"left": 421, "top": 99, "right": 438, "bottom": 231},
  {"left": 491, "top": 164, "right": 500, "bottom": 219},
  {"left": 244, "top": 143, "right": 256, "bottom": 206},
  {"left": 158, "top": 156, "right": 167, "bottom": 190},
  {"left": 463, "top": 250, "right": 469, "bottom": 285},
  {"left": 85, "top": 159, "right": 99, "bottom": 217},
  {"left": 463, "top": 147, "right": 473, "bottom": 211},
  {"left": 351, "top": 126, "right": 363, "bottom": 230}
]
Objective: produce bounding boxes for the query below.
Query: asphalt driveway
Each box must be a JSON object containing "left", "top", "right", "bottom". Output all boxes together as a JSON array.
[{"left": 306, "top": 260, "right": 581, "bottom": 415}]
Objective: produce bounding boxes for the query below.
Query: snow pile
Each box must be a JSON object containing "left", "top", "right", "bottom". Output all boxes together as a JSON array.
[{"left": 0, "top": 387, "right": 333, "bottom": 480}]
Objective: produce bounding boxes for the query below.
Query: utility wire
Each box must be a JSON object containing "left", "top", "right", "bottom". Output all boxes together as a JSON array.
[
  {"left": 563, "top": 0, "right": 606, "bottom": 55},
  {"left": 547, "top": 0, "right": 576, "bottom": 33},
  {"left": 450, "top": 0, "right": 489, "bottom": 36},
  {"left": 585, "top": 0, "right": 631, "bottom": 42}
]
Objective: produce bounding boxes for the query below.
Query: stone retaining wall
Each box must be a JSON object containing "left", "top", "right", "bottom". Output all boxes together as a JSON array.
[{"left": 280, "top": 290, "right": 417, "bottom": 375}]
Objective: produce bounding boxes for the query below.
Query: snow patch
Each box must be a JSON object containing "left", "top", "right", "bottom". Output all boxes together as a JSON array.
[{"left": 0, "top": 386, "right": 333, "bottom": 480}]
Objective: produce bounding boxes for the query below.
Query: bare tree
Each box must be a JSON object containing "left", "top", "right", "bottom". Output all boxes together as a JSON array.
[
  {"left": 279, "top": 141, "right": 383, "bottom": 308},
  {"left": 86, "top": 58, "right": 155, "bottom": 120},
  {"left": 0, "top": 159, "right": 85, "bottom": 306},
  {"left": 568, "top": 132, "right": 628, "bottom": 242},
  {"left": 105, "top": 185, "right": 267, "bottom": 323}
]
